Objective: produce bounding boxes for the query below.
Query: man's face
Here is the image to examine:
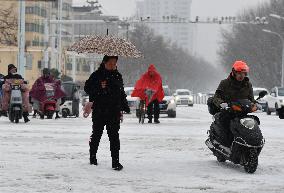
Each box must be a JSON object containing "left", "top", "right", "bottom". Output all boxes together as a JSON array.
[
  {"left": 105, "top": 58, "right": 117, "bottom": 71},
  {"left": 235, "top": 71, "right": 246, "bottom": 81},
  {"left": 10, "top": 68, "right": 17, "bottom": 74}
]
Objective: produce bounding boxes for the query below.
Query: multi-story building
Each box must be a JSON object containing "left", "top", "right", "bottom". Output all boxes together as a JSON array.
[
  {"left": 136, "top": 0, "right": 194, "bottom": 53},
  {"left": 0, "top": 0, "right": 73, "bottom": 85},
  {"left": 0, "top": 0, "right": 51, "bottom": 84},
  {"left": 66, "top": 0, "right": 120, "bottom": 85}
]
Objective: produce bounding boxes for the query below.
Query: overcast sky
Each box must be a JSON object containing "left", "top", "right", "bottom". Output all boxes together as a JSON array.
[
  {"left": 73, "top": 0, "right": 269, "bottom": 19},
  {"left": 72, "top": 0, "right": 270, "bottom": 64}
]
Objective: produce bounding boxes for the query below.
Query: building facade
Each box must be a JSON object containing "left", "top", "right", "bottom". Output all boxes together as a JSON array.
[
  {"left": 136, "top": 0, "right": 194, "bottom": 53},
  {"left": 0, "top": 0, "right": 73, "bottom": 85}
]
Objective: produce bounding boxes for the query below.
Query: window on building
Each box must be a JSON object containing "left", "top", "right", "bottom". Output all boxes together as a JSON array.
[
  {"left": 82, "top": 64, "right": 90, "bottom": 72},
  {"left": 26, "top": 53, "right": 33, "bottom": 70},
  {"left": 76, "top": 63, "right": 80, "bottom": 72},
  {"left": 66, "top": 63, "right": 72, "bottom": 71}
]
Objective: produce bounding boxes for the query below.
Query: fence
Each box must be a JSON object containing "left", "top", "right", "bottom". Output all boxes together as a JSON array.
[{"left": 193, "top": 95, "right": 210, "bottom": 104}]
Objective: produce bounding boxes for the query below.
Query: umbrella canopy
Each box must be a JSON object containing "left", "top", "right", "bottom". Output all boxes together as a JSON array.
[{"left": 67, "top": 35, "right": 143, "bottom": 58}]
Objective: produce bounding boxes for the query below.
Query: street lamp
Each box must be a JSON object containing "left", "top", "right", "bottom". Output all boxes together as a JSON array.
[{"left": 262, "top": 29, "right": 284, "bottom": 87}]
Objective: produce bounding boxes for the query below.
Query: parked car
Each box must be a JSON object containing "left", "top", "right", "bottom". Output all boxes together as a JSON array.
[
  {"left": 173, "top": 89, "right": 194, "bottom": 106},
  {"left": 124, "top": 87, "right": 139, "bottom": 113},
  {"left": 159, "top": 86, "right": 177, "bottom": 117},
  {"left": 135, "top": 85, "right": 177, "bottom": 118},
  {"left": 265, "top": 87, "right": 284, "bottom": 116},
  {"left": 253, "top": 87, "right": 268, "bottom": 111},
  {"left": 80, "top": 90, "right": 89, "bottom": 107}
]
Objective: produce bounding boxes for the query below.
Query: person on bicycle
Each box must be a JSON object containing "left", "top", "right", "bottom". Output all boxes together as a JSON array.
[{"left": 132, "top": 64, "right": 164, "bottom": 124}]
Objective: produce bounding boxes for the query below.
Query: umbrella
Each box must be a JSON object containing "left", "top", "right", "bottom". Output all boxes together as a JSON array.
[{"left": 67, "top": 35, "right": 143, "bottom": 58}]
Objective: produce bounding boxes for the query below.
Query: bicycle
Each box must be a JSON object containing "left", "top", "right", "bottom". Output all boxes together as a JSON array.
[
  {"left": 138, "top": 99, "right": 146, "bottom": 124},
  {"left": 138, "top": 89, "right": 155, "bottom": 124}
]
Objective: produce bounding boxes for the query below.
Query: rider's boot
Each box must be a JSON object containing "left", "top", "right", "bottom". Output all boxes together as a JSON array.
[{"left": 23, "top": 112, "right": 30, "bottom": 123}]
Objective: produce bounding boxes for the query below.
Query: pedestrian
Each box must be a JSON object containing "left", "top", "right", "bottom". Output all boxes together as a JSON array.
[{"left": 84, "top": 55, "right": 130, "bottom": 171}]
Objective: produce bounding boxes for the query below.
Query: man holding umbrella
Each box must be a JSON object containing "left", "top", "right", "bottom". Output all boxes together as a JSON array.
[
  {"left": 84, "top": 55, "right": 130, "bottom": 171},
  {"left": 69, "top": 35, "right": 141, "bottom": 170}
]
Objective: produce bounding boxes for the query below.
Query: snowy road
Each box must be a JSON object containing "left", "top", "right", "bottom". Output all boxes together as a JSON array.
[{"left": 0, "top": 105, "right": 284, "bottom": 193}]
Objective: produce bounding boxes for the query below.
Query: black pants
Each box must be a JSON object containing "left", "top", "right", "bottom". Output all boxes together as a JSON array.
[
  {"left": 147, "top": 99, "right": 160, "bottom": 120},
  {"left": 217, "top": 112, "right": 234, "bottom": 147},
  {"left": 89, "top": 111, "right": 120, "bottom": 159}
]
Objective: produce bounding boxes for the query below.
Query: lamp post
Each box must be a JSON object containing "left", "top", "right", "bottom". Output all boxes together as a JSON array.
[
  {"left": 263, "top": 29, "right": 284, "bottom": 87},
  {"left": 17, "top": 0, "right": 26, "bottom": 78}
]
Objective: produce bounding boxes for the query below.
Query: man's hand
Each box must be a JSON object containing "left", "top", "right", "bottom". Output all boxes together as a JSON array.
[
  {"left": 101, "top": 80, "right": 107, "bottom": 89},
  {"left": 220, "top": 103, "right": 229, "bottom": 109},
  {"left": 124, "top": 106, "right": 130, "bottom": 114}
]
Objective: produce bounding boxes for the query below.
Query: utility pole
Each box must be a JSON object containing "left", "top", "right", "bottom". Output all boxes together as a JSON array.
[
  {"left": 57, "top": 0, "right": 63, "bottom": 73},
  {"left": 44, "top": 19, "right": 49, "bottom": 68},
  {"left": 72, "top": 23, "right": 76, "bottom": 82},
  {"left": 17, "top": 0, "right": 26, "bottom": 78}
]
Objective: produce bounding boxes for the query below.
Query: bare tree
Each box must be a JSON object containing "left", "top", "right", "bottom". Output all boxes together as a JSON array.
[
  {"left": 0, "top": 5, "right": 17, "bottom": 46},
  {"left": 219, "top": 0, "right": 284, "bottom": 89},
  {"left": 119, "top": 24, "right": 223, "bottom": 92}
]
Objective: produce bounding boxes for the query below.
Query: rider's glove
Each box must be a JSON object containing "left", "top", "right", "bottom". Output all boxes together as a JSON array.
[{"left": 220, "top": 103, "right": 229, "bottom": 109}]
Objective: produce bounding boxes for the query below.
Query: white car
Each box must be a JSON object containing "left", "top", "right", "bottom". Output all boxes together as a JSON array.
[
  {"left": 124, "top": 87, "right": 139, "bottom": 113},
  {"left": 265, "top": 87, "right": 284, "bottom": 115},
  {"left": 160, "top": 86, "right": 176, "bottom": 117},
  {"left": 253, "top": 87, "right": 268, "bottom": 111},
  {"left": 173, "top": 89, "right": 194, "bottom": 106}
]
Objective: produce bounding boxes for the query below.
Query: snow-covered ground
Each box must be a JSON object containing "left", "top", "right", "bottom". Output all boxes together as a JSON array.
[{"left": 0, "top": 105, "right": 284, "bottom": 193}]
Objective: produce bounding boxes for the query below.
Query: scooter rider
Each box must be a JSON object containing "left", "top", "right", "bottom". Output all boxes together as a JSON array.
[
  {"left": 1, "top": 64, "right": 30, "bottom": 122},
  {"left": 212, "top": 61, "right": 259, "bottom": 146},
  {"left": 30, "top": 68, "right": 65, "bottom": 119}
]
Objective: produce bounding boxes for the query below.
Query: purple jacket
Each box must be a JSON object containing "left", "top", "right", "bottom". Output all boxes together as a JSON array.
[{"left": 30, "top": 76, "right": 66, "bottom": 101}]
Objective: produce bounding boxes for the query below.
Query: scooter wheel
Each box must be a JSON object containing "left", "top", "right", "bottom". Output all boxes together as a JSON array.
[
  {"left": 62, "top": 110, "right": 68, "bottom": 118},
  {"left": 244, "top": 149, "right": 258, "bottom": 174}
]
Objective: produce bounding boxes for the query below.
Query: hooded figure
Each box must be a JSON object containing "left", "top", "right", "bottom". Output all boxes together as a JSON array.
[
  {"left": 29, "top": 68, "right": 66, "bottom": 119},
  {"left": 84, "top": 55, "right": 130, "bottom": 171},
  {"left": 132, "top": 64, "right": 164, "bottom": 123}
]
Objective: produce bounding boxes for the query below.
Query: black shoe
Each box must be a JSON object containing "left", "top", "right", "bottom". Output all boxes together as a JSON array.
[
  {"left": 112, "top": 162, "right": 123, "bottom": 171},
  {"left": 23, "top": 112, "right": 30, "bottom": 123},
  {"left": 90, "top": 155, "right": 97, "bottom": 165},
  {"left": 148, "top": 119, "right": 152, "bottom": 123},
  {"left": 55, "top": 112, "right": 60, "bottom": 119},
  {"left": 154, "top": 119, "right": 160, "bottom": 124}
]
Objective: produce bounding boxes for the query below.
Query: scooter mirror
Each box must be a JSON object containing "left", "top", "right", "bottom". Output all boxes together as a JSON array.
[{"left": 258, "top": 91, "right": 267, "bottom": 99}]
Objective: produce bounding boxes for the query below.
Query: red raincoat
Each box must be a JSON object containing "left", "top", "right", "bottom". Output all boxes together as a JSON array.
[
  {"left": 30, "top": 76, "right": 66, "bottom": 102},
  {"left": 131, "top": 64, "right": 164, "bottom": 105}
]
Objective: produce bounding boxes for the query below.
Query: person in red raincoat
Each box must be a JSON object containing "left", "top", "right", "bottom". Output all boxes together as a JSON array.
[
  {"left": 29, "top": 68, "right": 66, "bottom": 119},
  {"left": 132, "top": 64, "right": 164, "bottom": 123}
]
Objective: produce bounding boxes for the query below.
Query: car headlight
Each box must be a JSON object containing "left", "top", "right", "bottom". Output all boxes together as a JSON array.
[
  {"left": 189, "top": 96, "right": 193, "bottom": 101},
  {"left": 240, "top": 118, "right": 255, "bottom": 130}
]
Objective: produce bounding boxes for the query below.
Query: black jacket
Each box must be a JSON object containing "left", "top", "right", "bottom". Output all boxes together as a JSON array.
[
  {"left": 213, "top": 74, "right": 255, "bottom": 107},
  {"left": 84, "top": 66, "right": 130, "bottom": 115}
]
